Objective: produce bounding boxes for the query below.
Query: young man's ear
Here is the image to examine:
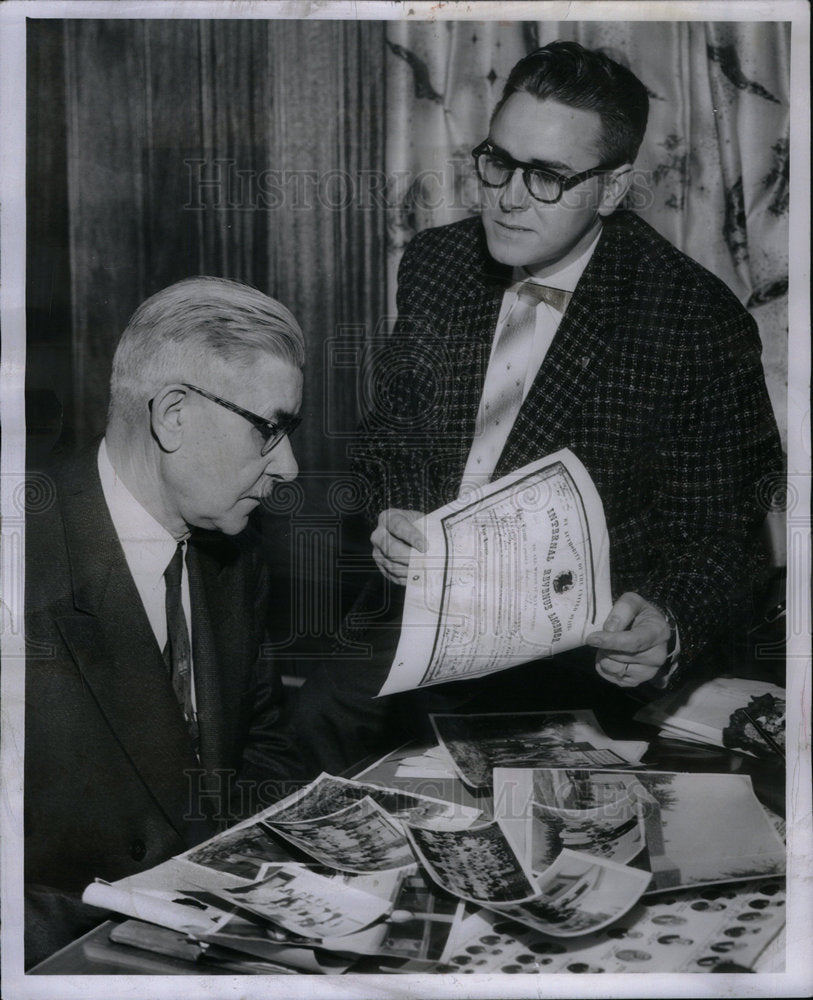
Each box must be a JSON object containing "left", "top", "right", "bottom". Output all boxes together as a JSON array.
[
  {"left": 149, "top": 385, "right": 187, "bottom": 453},
  {"left": 598, "top": 164, "right": 634, "bottom": 216}
]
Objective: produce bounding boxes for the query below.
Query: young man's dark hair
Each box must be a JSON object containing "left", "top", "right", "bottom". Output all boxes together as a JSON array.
[{"left": 493, "top": 40, "right": 650, "bottom": 166}]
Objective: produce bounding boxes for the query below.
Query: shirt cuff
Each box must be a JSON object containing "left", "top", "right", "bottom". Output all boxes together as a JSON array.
[{"left": 649, "top": 607, "right": 681, "bottom": 690}]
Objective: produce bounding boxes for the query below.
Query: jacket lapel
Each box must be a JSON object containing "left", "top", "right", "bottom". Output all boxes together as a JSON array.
[
  {"left": 496, "top": 219, "right": 630, "bottom": 476},
  {"left": 56, "top": 450, "right": 202, "bottom": 839},
  {"left": 439, "top": 241, "right": 511, "bottom": 488}
]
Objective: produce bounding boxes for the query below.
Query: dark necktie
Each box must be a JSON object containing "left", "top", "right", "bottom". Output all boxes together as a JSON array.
[{"left": 163, "top": 542, "right": 199, "bottom": 754}]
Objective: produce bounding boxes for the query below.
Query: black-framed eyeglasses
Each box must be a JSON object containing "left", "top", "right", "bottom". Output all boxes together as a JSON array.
[
  {"left": 472, "top": 140, "right": 615, "bottom": 204},
  {"left": 181, "top": 383, "right": 301, "bottom": 456}
]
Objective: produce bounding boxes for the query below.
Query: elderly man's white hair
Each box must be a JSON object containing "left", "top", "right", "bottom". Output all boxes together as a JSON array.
[{"left": 108, "top": 276, "right": 304, "bottom": 427}]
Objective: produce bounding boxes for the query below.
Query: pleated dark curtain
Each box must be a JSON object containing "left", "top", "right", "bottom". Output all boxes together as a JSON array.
[
  {"left": 51, "top": 19, "right": 386, "bottom": 454},
  {"left": 26, "top": 19, "right": 387, "bottom": 671}
]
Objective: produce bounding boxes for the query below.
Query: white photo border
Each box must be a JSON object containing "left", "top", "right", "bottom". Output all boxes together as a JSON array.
[{"left": 2, "top": 2, "right": 810, "bottom": 998}]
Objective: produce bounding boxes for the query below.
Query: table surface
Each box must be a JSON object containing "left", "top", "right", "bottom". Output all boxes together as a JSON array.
[{"left": 30, "top": 726, "right": 785, "bottom": 976}]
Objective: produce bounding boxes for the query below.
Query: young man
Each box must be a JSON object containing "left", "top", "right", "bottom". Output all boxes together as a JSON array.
[
  {"left": 366, "top": 39, "right": 781, "bottom": 686},
  {"left": 291, "top": 41, "right": 782, "bottom": 772},
  {"left": 25, "top": 277, "right": 306, "bottom": 963}
]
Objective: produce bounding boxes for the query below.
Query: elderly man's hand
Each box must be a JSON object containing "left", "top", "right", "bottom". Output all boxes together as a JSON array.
[
  {"left": 371, "top": 509, "right": 426, "bottom": 585},
  {"left": 586, "top": 592, "right": 673, "bottom": 688}
]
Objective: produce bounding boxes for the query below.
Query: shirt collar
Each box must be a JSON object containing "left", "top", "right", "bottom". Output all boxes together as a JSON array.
[
  {"left": 512, "top": 225, "right": 603, "bottom": 294},
  {"left": 98, "top": 438, "right": 180, "bottom": 577}
]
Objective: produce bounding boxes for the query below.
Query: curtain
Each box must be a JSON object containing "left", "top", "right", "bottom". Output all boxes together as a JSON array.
[
  {"left": 53, "top": 19, "right": 386, "bottom": 465},
  {"left": 383, "top": 20, "right": 790, "bottom": 447}
]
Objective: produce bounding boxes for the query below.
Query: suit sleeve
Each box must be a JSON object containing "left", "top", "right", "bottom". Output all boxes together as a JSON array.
[
  {"left": 234, "top": 551, "right": 309, "bottom": 812},
  {"left": 352, "top": 230, "right": 452, "bottom": 524},
  {"left": 634, "top": 309, "right": 783, "bottom": 685}
]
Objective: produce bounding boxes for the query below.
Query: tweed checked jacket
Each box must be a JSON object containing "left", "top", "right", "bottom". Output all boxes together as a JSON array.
[{"left": 353, "top": 212, "right": 782, "bottom": 682}]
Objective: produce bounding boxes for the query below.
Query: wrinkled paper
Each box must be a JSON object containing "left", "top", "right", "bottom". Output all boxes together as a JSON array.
[{"left": 379, "top": 449, "right": 612, "bottom": 696}]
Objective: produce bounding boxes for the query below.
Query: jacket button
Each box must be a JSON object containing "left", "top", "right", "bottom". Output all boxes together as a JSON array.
[{"left": 130, "top": 839, "right": 146, "bottom": 861}]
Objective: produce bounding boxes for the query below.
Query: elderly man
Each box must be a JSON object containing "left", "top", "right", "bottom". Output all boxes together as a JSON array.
[
  {"left": 25, "top": 276, "right": 305, "bottom": 963},
  {"left": 291, "top": 41, "right": 782, "bottom": 773}
]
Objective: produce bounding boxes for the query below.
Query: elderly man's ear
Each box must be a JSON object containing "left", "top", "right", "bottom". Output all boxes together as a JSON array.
[{"left": 149, "top": 385, "right": 187, "bottom": 452}]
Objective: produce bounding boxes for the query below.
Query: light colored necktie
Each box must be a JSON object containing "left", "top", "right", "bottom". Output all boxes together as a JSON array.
[
  {"left": 163, "top": 541, "right": 199, "bottom": 754},
  {"left": 520, "top": 281, "right": 572, "bottom": 314},
  {"left": 462, "top": 283, "right": 571, "bottom": 492}
]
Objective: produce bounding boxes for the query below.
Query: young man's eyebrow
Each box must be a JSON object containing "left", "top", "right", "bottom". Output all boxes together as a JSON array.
[
  {"left": 487, "top": 140, "right": 575, "bottom": 173},
  {"left": 529, "top": 157, "right": 575, "bottom": 172}
]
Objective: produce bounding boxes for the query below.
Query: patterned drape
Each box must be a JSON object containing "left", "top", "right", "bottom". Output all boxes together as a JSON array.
[{"left": 383, "top": 20, "right": 790, "bottom": 446}]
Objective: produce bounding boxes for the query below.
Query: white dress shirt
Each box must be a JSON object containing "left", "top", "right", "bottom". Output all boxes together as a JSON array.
[{"left": 97, "top": 439, "right": 196, "bottom": 708}]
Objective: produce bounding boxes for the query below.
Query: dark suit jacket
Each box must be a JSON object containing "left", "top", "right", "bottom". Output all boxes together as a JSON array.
[
  {"left": 353, "top": 212, "right": 783, "bottom": 682},
  {"left": 24, "top": 445, "right": 304, "bottom": 961}
]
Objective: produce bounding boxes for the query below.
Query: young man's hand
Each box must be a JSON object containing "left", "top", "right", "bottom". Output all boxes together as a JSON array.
[
  {"left": 370, "top": 509, "right": 426, "bottom": 585},
  {"left": 586, "top": 592, "right": 674, "bottom": 687}
]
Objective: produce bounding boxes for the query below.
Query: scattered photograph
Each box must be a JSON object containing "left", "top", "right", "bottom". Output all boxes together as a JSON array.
[
  {"left": 500, "top": 767, "right": 786, "bottom": 891},
  {"left": 376, "top": 873, "right": 463, "bottom": 961},
  {"left": 334, "top": 871, "right": 465, "bottom": 962},
  {"left": 180, "top": 818, "right": 293, "bottom": 881},
  {"left": 431, "top": 710, "right": 642, "bottom": 787},
  {"left": 222, "top": 865, "right": 390, "bottom": 938},
  {"left": 261, "top": 772, "right": 481, "bottom": 827},
  {"left": 406, "top": 820, "right": 539, "bottom": 904},
  {"left": 529, "top": 797, "right": 645, "bottom": 871},
  {"left": 531, "top": 766, "right": 639, "bottom": 811},
  {"left": 486, "top": 849, "right": 652, "bottom": 937},
  {"left": 261, "top": 796, "right": 416, "bottom": 873}
]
